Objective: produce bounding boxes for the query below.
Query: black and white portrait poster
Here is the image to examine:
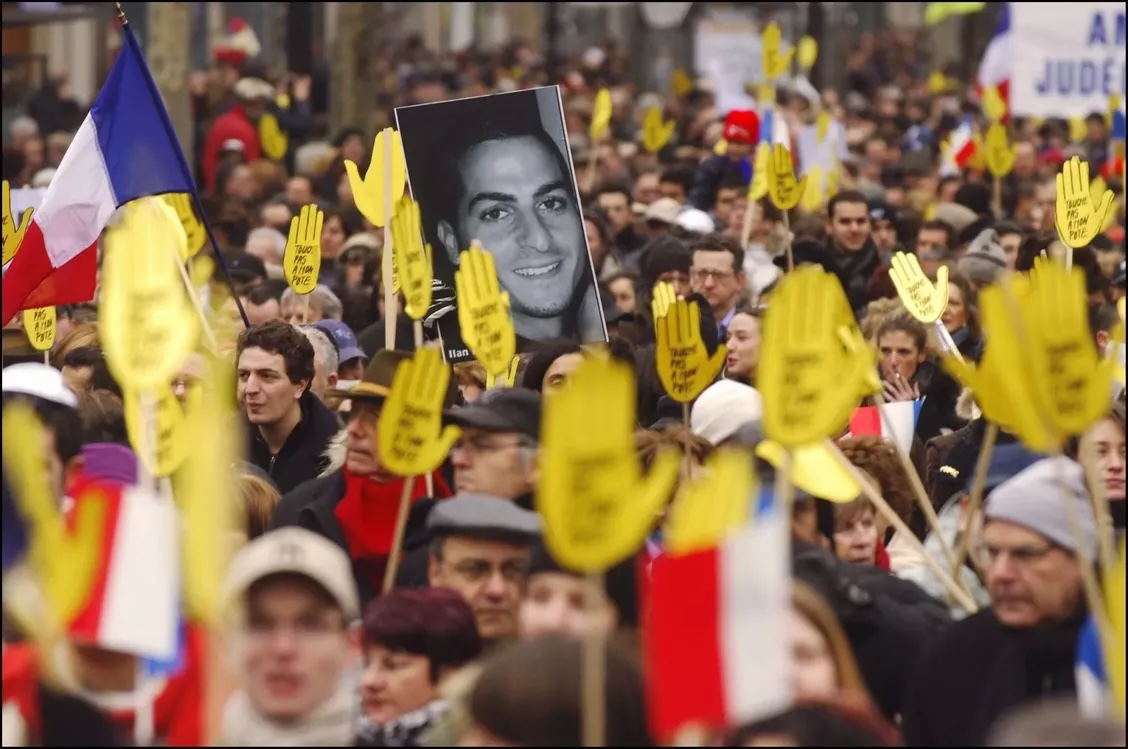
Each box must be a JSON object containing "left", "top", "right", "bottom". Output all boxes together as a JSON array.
[{"left": 395, "top": 86, "right": 607, "bottom": 363}]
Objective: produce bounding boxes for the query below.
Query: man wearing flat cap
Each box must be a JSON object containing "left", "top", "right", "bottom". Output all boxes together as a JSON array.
[
  {"left": 426, "top": 494, "right": 541, "bottom": 645},
  {"left": 903, "top": 457, "right": 1103, "bottom": 746}
]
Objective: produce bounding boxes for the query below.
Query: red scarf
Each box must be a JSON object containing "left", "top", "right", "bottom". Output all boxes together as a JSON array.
[
  {"left": 874, "top": 538, "right": 892, "bottom": 571},
  {"left": 334, "top": 467, "right": 451, "bottom": 564}
]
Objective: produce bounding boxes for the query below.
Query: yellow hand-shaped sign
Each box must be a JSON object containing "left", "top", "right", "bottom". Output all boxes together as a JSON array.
[
  {"left": 761, "top": 22, "right": 794, "bottom": 82},
  {"left": 591, "top": 88, "right": 613, "bottom": 142},
  {"left": 1027, "top": 260, "right": 1116, "bottom": 437},
  {"left": 537, "top": 356, "right": 680, "bottom": 572},
  {"left": 124, "top": 385, "right": 201, "bottom": 478},
  {"left": 1069, "top": 116, "right": 1087, "bottom": 143},
  {"left": 1056, "top": 156, "right": 1115, "bottom": 248},
  {"left": 889, "top": 252, "right": 949, "bottom": 323},
  {"left": 984, "top": 123, "right": 1016, "bottom": 177},
  {"left": 455, "top": 243, "right": 517, "bottom": 379},
  {"left": 258, "top": 112, "right": 288, "bottom": 162},
  {"left": 345, "top": 128, "right": 406, "bottom": 228},
  {"left": 22, "top": 306, "right": 55, "bottom": 351},
  {"left": 189, "top": 255, "right": 214, "bottom": 289},
  {"left": 100, "top": 199, "right": 198, "bottom": 391},
  {"left": 749, "top": 142, "right": 771, "bottom": 201},
  {"left": 162, "top": 193, "right": 206, "bottom": 259},
  {"left": 2, "top": 179, "right": 33, "bottom": 265},
  {"left": 758, "top": 267, "right": 875, "bottom": 447},
  {"left": 928, "top": 71, "right": 948, "bottom": 96},
  {"left": 800, "top": 166, "right": 825, "bottom": 213},
  {"left": 664, "top": 450, "right": 754, "bottom": 556},
  {"left": 502, "top": 354, "right": 522, "bottom": 388},
  {"left": 642, "top": 107, "right": 676, "bottom": 154},
  {"left": 377, "top": 347, "right": 461, "bottom": 476},
  {"left": 796, "top": 36, "right": 818, "bottom": 71},
  {"left": 966, "top": 133, "right": 987, "bottom": 173},
  {"left": 3, "top": 402, "right": 107, "bottom": 627},
  {"left": 390, "top": 195, "right": 434, "bottom": 320},
  {"left": 755, "top": 440, "right": 860, "bottom": 503},
  {"left": 652, "top": 283, "right": 727, "bottom": 402},
  {"left": 671, "top": 69, "right": 694, "bottom": 98},
  {"left": 283, "top": 203, "right": 323, "bottom": 295},
  {"left": 767, "top": 144, "right": 807, "bottom": 211},
  {"left": 816, "top": 111, "right": 832, "bottom": 144},
  {"left": 982, "top": 85, "right": 1007, "bottom": 123}
]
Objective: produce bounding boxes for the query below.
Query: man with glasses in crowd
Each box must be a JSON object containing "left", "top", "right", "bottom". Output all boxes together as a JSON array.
[
  {"left": 688, "top": 233, "right": 747, "bottom": 338},
  {"left": 426, "top": 494, "right": 541, "bottom": 645}
]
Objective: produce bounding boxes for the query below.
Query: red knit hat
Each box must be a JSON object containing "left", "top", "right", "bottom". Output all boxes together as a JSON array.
[
  {"left": 723, "top": 109, "right": 760, "bottom": 145},
  {"left": 213, "top": 17, "right": 260, "bottom": 67}
]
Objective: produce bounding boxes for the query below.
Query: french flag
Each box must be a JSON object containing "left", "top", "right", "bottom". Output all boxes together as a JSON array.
[
  {"left": 66, "top": 476, "right": 180, "bottom": 662},
  {"left": 644, "top": 485, "right": 792, "bottom": 741},
  {"left": 847, "top": 400, "right": 924, "bottom": 454},
  {"left": 941, "top": 117, "right": 977, "bottom": 177},
  {"left": 976, "top": 4, "right": 1011, "bottom": 112},
  {"left": 0, "top": 23, "right": 196, "bottom": 326}
]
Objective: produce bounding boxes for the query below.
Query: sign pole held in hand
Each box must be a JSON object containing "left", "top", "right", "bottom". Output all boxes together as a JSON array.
[{"left": 345, "top": 128, "right": 407, "bottom": 350}]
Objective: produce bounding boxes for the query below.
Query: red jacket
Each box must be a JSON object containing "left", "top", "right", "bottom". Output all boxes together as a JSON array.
[{"left": 201, "top": 104, "right": 261, "bottom": 192}]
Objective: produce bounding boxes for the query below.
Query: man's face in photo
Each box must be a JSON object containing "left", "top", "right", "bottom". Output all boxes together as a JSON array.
[{"left": 440, "top": 134, "right": 586, "bottom": 320}]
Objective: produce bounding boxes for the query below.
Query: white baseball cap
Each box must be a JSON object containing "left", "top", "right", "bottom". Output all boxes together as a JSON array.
[
  {"left": 691, "top": 380, "right": 764, "bottom": 446},
  {"left": 2, "top": 363, "right": 78, "bottom": 408}
]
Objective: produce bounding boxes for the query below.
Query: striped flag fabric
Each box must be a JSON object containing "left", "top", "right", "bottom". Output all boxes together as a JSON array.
[
  {"left": 1076, "top": 614, "right": 1108, "bottom": 717},
  {"left": 847, "top": 399, "right": 924, "bottom": 454},
  {"left": 941, "top": 118, "right": 977, "bottom": 177},
  {"left": 976, "top": 4, "right": 1011, "bottom": 111},
  {"left": 644, "top": 485, "right": 791, "bottom": 741},
  {"left": 0, "top": 24, "right": 196, "bottom": 326},
  {"left": 65, "top": 479, "right": 180, "bottom": 661}
]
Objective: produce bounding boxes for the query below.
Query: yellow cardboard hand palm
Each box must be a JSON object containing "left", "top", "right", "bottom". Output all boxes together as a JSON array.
[
  {"left": 653, "top": 294, "right": 727, "bottom": 403},
  {"left": 985, "top": 123, "right": 1016, "bottom": 177},
  {"left": 390, "top": 196, "right": 434, "bottom": 320},
  {"left": 889, "top": 252, "right": 949, "bottom": 323},
  {"left": 377, "top": 347, "right": 461, "bottom": 476},
  {"left": 161, "top": 193, "right": 206, "bottom": 259},
  {"left": 767, "top": 144, "right": 807, "bottom": 210},
  {"left": 664, "top": 450, "right": 753, "bottom": 556},
  {"left": 1055, "top": 156, "right": 1115, "bottom": 248},
  {"left": 761, "top": 23, "right": 795, "bottom": 81},
  {"left": 345, "top": 128, "right": 406, "bottom": 227},
  {"left": 537, "top": 357, "right": 680, "bottom": 572},
  {"left": 2, "top": 180, "right": 34, "bottom": 265},
  {"left": 283, "top": 204, "right": 323, "bottom": 295},
  {"left": 642, "top": 107, "right": 676, "bottom": 154},
  {"left": 455, "top": 244, "right": 517, "bottom": 379}
]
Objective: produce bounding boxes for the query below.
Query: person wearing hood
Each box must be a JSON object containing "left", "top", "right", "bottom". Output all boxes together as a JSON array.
[
  {"left": 825, "top": 190, "right": 881, "bottom": 318},
  {"left": 237, "top": 322, "right": 341, "bottom": 495},
  {"left": 270, "top": 350, "right": 452, "bottom": 608},
  {"left": 873, "top": 310, "right": 963, "bottom": 443},
  {"left": 902, "top": 458, "right": 1101, "bottom": 747}
]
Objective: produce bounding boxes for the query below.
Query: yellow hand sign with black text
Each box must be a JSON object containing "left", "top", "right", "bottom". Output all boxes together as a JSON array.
[
  {"left": 345, "top": 128, "right": 406, "bottom": 228},
  {"left": 889, "top": 252, "right": 949, "bottom": 323},
  {"left": 591, "top": 88, "right": 613, "bottom": 142},
  {"left": 1055, "top": 156, "right": 1115, "bottom": 248},
  {"left": 390, "top": 195, "right": 433, "bottom": 320},
  {"left": 758, "top": 267, "right": 876, "bottom": 446},
  {"left": 2, "top": 179, "right": 33, "bottom": 265},
  {"left": 377, "top": 347, "right": 461, "bottom": 476},
  {"left": 664, "top": 449, "right": 754, "bottom": 556},
  {"left": 984, "top": 123, "right": 1016, "bottom": 177},
  {"left": 3, "top": 402, "right": 107, "bottom": 627},
  {"left": 642, "top": 107, "right": 676, "bottom": 154},
  {"left": 652, "top": 282, "right": 727, "bottom": 402},
  {"left": 162, "top": 193, "right": 206, "bottom": 259},
  {"left": 124, "top": 385, "right": 201, "bottom": 478},
  {"left": 761, "top": 22, "right": 794, "bottom": 82},
  {"left": 767, "top": 144, "right": 807, "bottom": 211},
  {"left": 283, "top": 203, "right": 323, "bottom": 295},
  {"left": 537, "top": 356, "right": 680, "bottom": 572},
  {"left": 100, "top": 199, "right": 198, "bottom": 391},
  {"left": 22, "top": 306, "right": 55, "bottom": 351},
  {"left": 455, "top": 243, "right": 517, "bottom": 379}
]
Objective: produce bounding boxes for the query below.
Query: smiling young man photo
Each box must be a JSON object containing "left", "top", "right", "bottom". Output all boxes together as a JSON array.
[{"left": 396, "top": 87, "right": 606, "bottom": 361}]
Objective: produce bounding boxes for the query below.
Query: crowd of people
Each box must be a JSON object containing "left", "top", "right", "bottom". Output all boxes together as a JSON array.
[{"left": 1, "top": 16, "right": 1126, "bottom": 749}]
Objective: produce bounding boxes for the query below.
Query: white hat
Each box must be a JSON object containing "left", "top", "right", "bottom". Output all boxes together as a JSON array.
[
  {"left": 2, "top": 363, "right": 78, "bottom": 408},
  {"left": 233, "top": 77, "right": 275, "bottom": 103},
  {"left": 691, "top": 380, "right": 764, "bottom": 446},
  {"left": 676, "top": 208, "right": 716, "bottom": 235},
  {"left": 224, "top": 527, "right": 360, "bottom": 620},
  {"left": 645, "top": 197, "right": 683, "bottom": 225}
]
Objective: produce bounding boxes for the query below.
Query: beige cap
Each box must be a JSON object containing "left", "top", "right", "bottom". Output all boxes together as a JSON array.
[
  {"left": 224, "top": 527, "right": 360, "bottom": 620},
  {"left": 645, "top": 197, "right": 683, "bottom": 225}
]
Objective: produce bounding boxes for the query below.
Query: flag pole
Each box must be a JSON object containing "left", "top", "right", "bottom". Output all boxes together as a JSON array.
[{"left": 112, "top": 1, "right": 252, "bottom": 329}]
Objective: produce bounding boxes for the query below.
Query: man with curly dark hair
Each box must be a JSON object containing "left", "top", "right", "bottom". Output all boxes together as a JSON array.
[{"left": 236, "top": 320, "right": 340, "bottom": 494}]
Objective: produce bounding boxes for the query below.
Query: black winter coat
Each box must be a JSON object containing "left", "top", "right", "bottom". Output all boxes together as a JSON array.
[{"left": 245, "top": 391, "right": 341, "bottom": 496}]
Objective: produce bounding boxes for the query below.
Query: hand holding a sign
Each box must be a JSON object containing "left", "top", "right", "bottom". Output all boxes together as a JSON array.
[
  {"left": 283, "top": 204, "right": 323, "bottom": 295},
  {"left": 1055, "top": 156, "right": 1115, "bottom": 248},
  {"left": 664, "top": 450, "right": 753, "bottom": 556},
  {"left": 984, "top": 123, "right": 1016, "bottom": 178},
  {"left": 377, "top": 347, "right": 461, "bottom": 477},
  {"left": 767, "top": 144, "right": 807, "bottom": 211},
  {"left": 162, "top": 193, "right": 206, "bottom": 258},
  {"left": 390, "top": 196, "right": 434, "bottom": 320},
  {"left": 653, "top": 284, "right": 727, "bottom": 402},
  {"left": 537, "top": 356, "right": 680, "bottom": 572},
  {"left": 889, "top": 252, "right": 949, "bottom": 323},
  {"left": 455, "top": 243, "right": 517, "bottom": 379},
  {"left": 761, "top": 22, "right": 794, "bottom": 82},
  {"left": 345, "top": 128, "right": 406, "bottom": 228},
  {"left": 2, "top": 179, "right": 33, "bottom": 265},
  {"left": 642, "top": 107, "right": 676, "bottom": 154}
]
